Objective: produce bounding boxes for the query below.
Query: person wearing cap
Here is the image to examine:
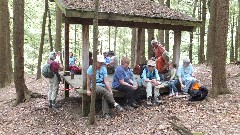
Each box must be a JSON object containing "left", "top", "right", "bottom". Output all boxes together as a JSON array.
[
  {"left": 112, "top": 57, "right": 140, "bottom": 111},
  {"left": 177, "top": 58, "right": 197, "bottom": 94},
  {"left": 141, "top": 60, "right": 162, "bottom": 105},
  {"left": 86, "top": 55, "right": 124, "bottom": 119},
  {"left": 48, "top": 51, "right": 62, "bottom": 108},
  {"left": 151, "top": 40, "right": 165, "bottom": 60}
]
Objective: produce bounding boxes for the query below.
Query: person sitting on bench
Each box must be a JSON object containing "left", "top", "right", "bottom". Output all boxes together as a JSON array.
[
  {"left": 86, "top": 55, "right": 124, "bottom": 119},
  {"left": 141, "top": 60, "right": 162, "bottom": 106},
  {"left": 112, "top": 57, "right": 140, "bottom": 111},
  {"left": 177, "top": 58, "right": 197, "bottom": 94}
]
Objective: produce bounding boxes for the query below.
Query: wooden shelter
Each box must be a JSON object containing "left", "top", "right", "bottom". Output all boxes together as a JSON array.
[{"left": 51, "top": 0, "right": 201, "bottom": 116}]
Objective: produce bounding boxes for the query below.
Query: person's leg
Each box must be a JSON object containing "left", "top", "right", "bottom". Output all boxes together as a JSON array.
[
  {"left": 96, "top": 85, "right": 115, "bottom": 105},
  {"left": 48, "top": 77, "right": 54, "bottom": 108},
  {"left": 143, "top": 82, "right": 153, "bottom": 105},
  {"left": 184, "top": 77, "right": 196, "bottom": 93},
  {"left": 168, "top": 81, "right": 174, "bottom": 96},
  {"left": 51, "top": 74, "right": 60, "bottom": 108},
  {"left": 115, "top": 85, "right": 134, "bottom": 106},
  {"left": 153, "top": 84, "right": 162, "bottom": 104}
]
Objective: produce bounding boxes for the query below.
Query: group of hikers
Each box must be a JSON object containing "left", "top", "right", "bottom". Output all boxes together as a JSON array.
[{"left": 45, "top": 40, "right": 208, "bottom": 119}]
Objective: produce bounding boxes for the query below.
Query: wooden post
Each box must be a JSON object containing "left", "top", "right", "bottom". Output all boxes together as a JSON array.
[
  {"left": 135, "top": 28, "right": 142, "bottom": 65},
  {"left": 64, "top": 23, "right": 70, "bottom": 98},
  {"left": 81, "top": 25, "right": 90, "bottom": 117},
  {"left": 173, "top": 31, "right": 181, "bottom": 66}
]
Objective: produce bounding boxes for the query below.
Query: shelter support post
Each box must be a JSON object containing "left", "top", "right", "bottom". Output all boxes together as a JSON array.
[
  {"left": 173, "top": 30, "right": 181, "bottom": 66},
  {"left": 64, "top": 23, "right": 70, "bottom": 98},
  {"left": 81, "top": 25, "right": 90, "bottom": 116},
  {"left": 135, "top": 28, "right": 142, "bottom": 65}
]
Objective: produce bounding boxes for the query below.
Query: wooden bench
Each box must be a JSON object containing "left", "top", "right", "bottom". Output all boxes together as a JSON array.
[{"left": 61, "top": 74, "right": 169, "bottom": 116}]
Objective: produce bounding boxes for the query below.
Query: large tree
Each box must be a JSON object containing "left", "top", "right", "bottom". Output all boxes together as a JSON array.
[
  {"left": 36, "top": 0, "right": 48, "bottom": 80},
  {"left": 199, "top": 0, "right": 206, "bottom": 64},
  {"left": 13, "top": 0, "right": 30, "bottom": 104},
  {"left": 211, "top": 0, "right": 230, "bottom": 96},
  {"left": 55, "top": 5, "right": 62, "bottom": 52}
]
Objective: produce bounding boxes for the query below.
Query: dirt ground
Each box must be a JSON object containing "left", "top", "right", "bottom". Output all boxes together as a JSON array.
[{"left": 0, "top": 64, "right": 240, "bottom": 135}]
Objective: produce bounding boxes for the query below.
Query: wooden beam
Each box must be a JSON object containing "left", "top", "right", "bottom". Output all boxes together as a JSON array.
[
  {"left": 135, "top": 28, "right": 142, "bottom": 65},
  {"left": 63, "top": 17, "right": 195, "bottom": 31},
  {"left": 64, "top": 23, "right": 70, "bottom": 98},
  {"left": 81, "top": 25, "right": 90, "bottom": 116},
  {"left": 173, "top": 31, "right": 181, "bottom": 66}
]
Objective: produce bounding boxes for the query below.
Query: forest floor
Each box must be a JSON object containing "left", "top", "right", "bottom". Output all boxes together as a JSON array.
[{"left": 0, "top": 64, "right": 240, "bottom": 135}]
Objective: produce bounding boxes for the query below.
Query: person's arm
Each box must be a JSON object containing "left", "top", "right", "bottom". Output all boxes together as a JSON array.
[
  {"left": 142, "top": 69, "right": 149, "bottom": 82},
  {"left": 86, "top": 74, "right": 91, "bottom": 96}
]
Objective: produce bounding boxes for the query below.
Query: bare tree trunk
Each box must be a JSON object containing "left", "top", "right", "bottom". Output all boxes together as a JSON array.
[
  {"left": 148, "top": 29, "right": 154, "bottom": 60},
  {"left": 238, "top": 0, "right": 240, "bottom": 61},
  {"left": 190, "top": 0, "right": 198, "bottom": 63},
  {"left": 55, "top": 5, "right": 62, "bottom": 52},
  {"left": 140, "top": 29, "right": 146, "bottom": 64},
  {"left": 230, "top": 16, "right": 235, "bottom": 63},
  {"left": 89, "top": 0, "right": 99, "bottom": 125},
  {"left": 13, "top": 0, "right": 30, "bottom": 105},
  {"left": 108, "top": 26, "right": 111, "bottom": 51},
  {"left": 0, "top": 0, "right": 7, "bottom": 88},
  {"left": 131, "top": 28, "right": 136, "bottom": 68},
  {"left": 36, "top": 0, "right": 48, "bottom": 80},
  {"left": 211, "top": 0, "right": 230, "bottom": 97},
  {"left": 114, "top": 27, "right": 117, "bottom": 53},
  {"left": 48, "top": 6, "right": 53, "bottom": 51},
  {"left": 135, "top": 28, "right": 142, "bottom": 65},
  {"left": 199, "top": 0, "right": 206, "bottom": 64},
  {"left": 74, "top": 25, "right": 77, "bottom": 55},
  {"left": 235, "top": 16, "right": 239, "bottom": 62}
]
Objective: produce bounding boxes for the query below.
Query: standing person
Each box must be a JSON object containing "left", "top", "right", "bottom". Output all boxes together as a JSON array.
[
  {"left": 151, "top": 40, "right": 165, "bottom": 61},
  {"left": 69, "top": 52, "right": 77, "bottom": 66},
  {"left": 168, "top": 62, "right": 179, "bottom": 97},
  {"left": 177, "top": 58, "right": 197, "bottom": 94},
  {"left": 156, "top": 51, "right": 170, "bottom": 81},
  {"left": 48, "top": 51, "right": 62, "bottom": 108},
  {"left": 141, "top": 60, "right": 162, "bottom": 105},
  {"left": 87, "top": 55, "right": 124, "bottom": 119},
  {"left": 112, "top": 57, "right": 140, "bottom": 111}
]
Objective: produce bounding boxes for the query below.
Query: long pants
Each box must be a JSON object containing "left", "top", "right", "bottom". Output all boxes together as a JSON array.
[
  {"left": 48, "top": 74, "right": 59, "bottom": 101},
  {"left": 182, "top": 77, "right": 197, "bottom": 93},
  {"left": 95, "top": 85, "right": 116, "bottom": 115},
  {"left": 115, "top": 84, "right": 140, "bottom": 106},
  {"left": 168, "top": 79, "right": 179, "bottom": 93},
  {"left": 143, "top": 82, "right": 160, "bottom": 98}
]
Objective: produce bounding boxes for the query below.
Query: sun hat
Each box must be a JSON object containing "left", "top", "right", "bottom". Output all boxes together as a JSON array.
[
  {"left": 97, "top": 55, "right": 105, "bottom": 63},
  {"left": 151, "top": 40, "right": 158, "bottom": 45},
  {"left": 183, "top": 58, "right": 190, "bottom": 63},
  {"left": 147, "top": 60, "right": 156, "bottom": 67}
]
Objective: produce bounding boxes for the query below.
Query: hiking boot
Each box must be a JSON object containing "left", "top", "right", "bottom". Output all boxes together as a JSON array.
[
  {"left": 131, "top": 103, "right": 139, "bottom": 108},
  {"left": 48, "top": 100, "right": 52, "bottom": 108},
  {"left": 146, "top": 96, "right": 152, "bottom": 106},
  {"left": 103, "top": 113, "right": 111, "bottom": 119},
  {"left": 115, "top": 105, "right": 124, "bottom": 112},
  {"left": 52, "top": 100, "right": 61, "bottom": 108},
  {"left": 124, "top": 105, "right": 134, "bottom": 111},
  {"left": 154, "top": 96, "right": 163, "bottom": 105}
]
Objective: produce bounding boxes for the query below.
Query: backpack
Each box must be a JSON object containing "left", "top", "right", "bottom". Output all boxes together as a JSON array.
[
  {"left": 189, "top": 86, "right": 208, "bottom": 101},
  {"left": 42, "top": 63, "right": 54, "bottom": 78},
  {"left": 140, "top": 66, "right": 156, "bottom": 79}
]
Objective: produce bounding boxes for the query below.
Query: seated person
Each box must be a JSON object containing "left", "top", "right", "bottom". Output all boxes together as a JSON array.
[
  {"left": 168, "top": 62, "right": 179, "bottom": 97},
  {"left": 141, "top": 60, "right": 162, "bottom": 106},
  {"left": 177, "top": 58, "right": 197, "bottom": 94},
  {"left": 69, "top": 52, "right": 77, "bottom": 66},
  {"left": 156, "top": 51, "right": 170, "bottom": 81},
  {"left": 86, "top": 55, "right": 124, "bottom": 119},
  {"left": 112, "top": 57, "right": 140, "bottom": 111},
  {"left": 103, "top": 52, "right": 111, "bottom": 65},
  {"left": 108, "top": 51, "right": 119, "bottom": 69}
]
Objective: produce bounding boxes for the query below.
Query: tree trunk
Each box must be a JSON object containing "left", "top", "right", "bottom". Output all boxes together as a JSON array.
[
  {"left": 48, "top": 6, "right": 53, "bottom": 51},
  {"left": 199, "top": 0, "right": 206, "bottom": 64},
  {"left": 0, "top": 0, "right": 7, "bottom": 88},
  {"left": 114, "top": 27, "right": 117, "bottom": 53},
  {"left": 235, "top": 15, "right": 239, "bottom": 62},
  {"left": 74, "top": 25, "right": 77, "bottom": 55},
  {"left": 211, "top": 0, "right": 230, "bottom": 97},
  {"left": 189, "top": 0, "right": 198, "bottom": 63},
  {"left": 89, "top": 0, "right": 99, "bottom": 125},
  {"left": 131, "top": 28, "right": 136, "bottom": 68},
  {"left": 230, "top": 16, "right": 235, "bottom": 63},
  {"left": 135, "top": 28, "right": 142, "bottom": 65},
  {"left": 36, "top": 0, "right": 48, "bottom": 80},
  {"left": 238, "top": 0, "right": 240, "bottom": 61},
  {"left": 13, "top": 0, "right": 30, "bottom": 105},
  {"left": 55, "top": 5, "right": 62, "bottom": 52},
  {"left": 108, "top": 26, "right": 111, "bottom": 51},
  {"left": 147, "top": 29, "right": 154, "bottom": 60},
  {"left": 206, "top": 0, "right": 216, "bottom": 65}
]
